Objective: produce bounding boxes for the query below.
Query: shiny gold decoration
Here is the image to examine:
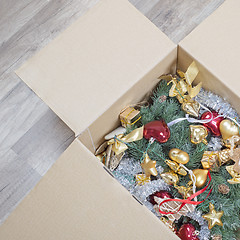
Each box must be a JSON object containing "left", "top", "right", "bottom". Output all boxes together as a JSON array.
[
  {"left": 230, "top": 148, "right": 240, "bottom": 173},
  {"left": 135, "top": 174, "right": 151, "bottom": 185},
  {"left": 218, "top": 149, "right": 231, "bottom": 165},
  {"left": 192, "top": 169, "right": 208, "bottom": 188},
  {"left": 119, "top": 107, "right": 141, "bottom": 127},
  {"left": 169, "top": 148, "right": 189, "bottom": 164},
  {"left": 175, "top": 185, "right": 193, "bottom": 199},
  {"left": 141, "top": 153, "right": 158, "bottom": 177},
  {"left": 182, "top": 100, "right": 200, "bottom": 118},
  {"left": 190, "top": 125, "right": 208, "bottom": 145},
  {"left": 220, "top": 119, "right": 240, "bottom": 141},
  {"left": 154, "top": 197, "right": 195, "bottom": 223},
  {"left": 202, "top": 203, "right": 224, "bottom": 229},
  {"left": 226, "top": 165, "right": 240, "bottom": 184},
  {"left": 165, "top": 159, "right": 187, "bottom": 176},
  {"left": 201, "top": 151, "right": 221, "bottom": 172},
  {"left": 107, "top": 126, "right": 143, "bottom": 155},
  {"left": 160, "top": 217, "right": 177, "bottom": 233},
  {"left": 218, "top": 184, "right": 230, "bottom": 195},
  {"left": 223, "top": 135, "right": 240, "bottom": 150},
  {"left": 160, "top": 171, "right": 179, "bottom": 185}
]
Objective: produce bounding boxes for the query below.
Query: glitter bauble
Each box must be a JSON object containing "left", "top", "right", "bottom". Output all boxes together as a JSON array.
[
  {"left": 143, "top": 120, "right": 170, "bottom": 143},
  {"left": 201, "top": 111, "right": 224, "bottom": 136},
  {"left": 149, "top": 190, "right": 173, "bottom": 205},
  {"left": 177, "top": 223, "right": 199, "bottom": 240}
]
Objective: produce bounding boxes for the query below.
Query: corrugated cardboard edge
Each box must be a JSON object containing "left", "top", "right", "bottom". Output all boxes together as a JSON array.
[
  {"left": 0, "top": 139, "right": 179, "bottom": 240},
  {"left": 15, "top": 0, "right": 176, "bottom": 137}
]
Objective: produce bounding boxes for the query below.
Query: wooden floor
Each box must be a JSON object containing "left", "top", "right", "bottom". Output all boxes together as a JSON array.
[{"left": 0, "top": 0, "right": 224, "bottom": 223}]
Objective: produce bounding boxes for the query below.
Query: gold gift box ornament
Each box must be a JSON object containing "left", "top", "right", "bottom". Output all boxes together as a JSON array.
[{"left": 119, "top": 106, "right": 141, "bottom": 127}]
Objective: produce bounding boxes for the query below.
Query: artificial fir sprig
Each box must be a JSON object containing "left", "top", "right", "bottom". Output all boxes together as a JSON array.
[{"left": 126, "top": 80, "right": 240, "bottom": 239}]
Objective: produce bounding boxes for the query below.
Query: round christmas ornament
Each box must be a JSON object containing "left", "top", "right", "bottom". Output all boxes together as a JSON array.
[
  {"left": 169, "top": 148, "right": 189, "bottom": 164},
  {"left": 143, "top": 120, "right": 170, "bottom": 143},
  {"left": 177, "top": 223, "right": 199, "bottom": 240},
  {"left": 200, "top": 111, "right": 224, "bottom": 136},
  {"left": 220, "top": 119, "right": 240, "bottom": 140},
  {"left": 149, "top": 190, "right": 173, "bottom": 205},
  {"left": 192, "top": 169, "right": 208, "bottom": 188}
]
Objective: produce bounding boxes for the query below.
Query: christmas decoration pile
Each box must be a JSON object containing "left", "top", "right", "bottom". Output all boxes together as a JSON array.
[{"left": 95, "top": 62, "right": 240, "bottom": 240}]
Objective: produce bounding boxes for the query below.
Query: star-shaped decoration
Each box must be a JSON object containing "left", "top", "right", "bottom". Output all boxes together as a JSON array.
[
  {"left": 202, "top": 203, "right": 224, "bottom": 229},
  {"left": 140, "top": 153, "right": 158, "bottom": 177},
  {"left": 230, "top": 148, "right": 240, "bottom": 173},
  {"left": 135, "top": 174, "right": 150, "bottom": 185}
]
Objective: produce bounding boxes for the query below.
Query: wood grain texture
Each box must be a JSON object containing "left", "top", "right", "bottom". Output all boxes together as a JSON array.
[{"left": 0, "top": 0, "right": 224, "bottom": 224}]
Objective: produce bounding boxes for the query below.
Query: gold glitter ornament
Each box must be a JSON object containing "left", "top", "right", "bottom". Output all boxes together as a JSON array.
[
  {"left": 218, "top": 149, "right": 231, "bottom": 165},
  {"left": 135, "top": 174, "right": 151, "bottom": 185},
  {"left": 220, "top": 119, "right": 240, "bottom": 140},
  {"left": 218, "top": 184, "right": 230, "bottom": 195},
  {"left": 160, "top": 171, "right": 179, "bottom": 185},
  {"left": 192, "top": 169, "right": 208, "bottom": 188},
  {"left": 212, "top": 234, "right": 222, "bottom": 240},
  {"left": 223, "top": 135, "right": 240, "bottom": 150},
  {"left": 165, "top": 159, "right": 187, "bottom": 176},
  {"left": 140, "top": 153, "right": 158, "bottom": 177},
  {"left": 169, "top": 148, "right": 189, "bottom": 164},
  {"left": 202, "top": 203, "right": 224, "bottom": 229},
  {"left": 190, "top": 125, "right": 208, "bottom": 145}
]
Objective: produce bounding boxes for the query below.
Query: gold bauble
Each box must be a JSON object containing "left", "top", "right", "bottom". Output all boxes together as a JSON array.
[
  {"left": 220, "top": 119, "right": 240, "bottom": 140},
  {"left": 190, "top": 125, "right": 208, "bottom": 145},
  {"left": 169, "top": 148, "right": 189, "bottom": 164},
  {"left": 192, "top": 169, "right": 208, "bottom": 188}
]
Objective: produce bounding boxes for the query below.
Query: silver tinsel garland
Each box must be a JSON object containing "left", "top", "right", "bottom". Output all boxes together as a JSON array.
[{"left": 112, "top": 88, "right": 240, "bottom": 240}]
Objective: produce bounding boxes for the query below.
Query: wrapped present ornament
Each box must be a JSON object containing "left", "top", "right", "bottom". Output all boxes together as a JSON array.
[
  {"left": 201, "top": 151, "right": 221, "bottom": 172},
  {"left": 119, "top": 106, "right": 141, "bottom": 127}
]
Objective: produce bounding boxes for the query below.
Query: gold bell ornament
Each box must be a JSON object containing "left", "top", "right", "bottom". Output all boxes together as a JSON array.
[{"left": 191, "top": 169, "right": 208, "bottom": 188}]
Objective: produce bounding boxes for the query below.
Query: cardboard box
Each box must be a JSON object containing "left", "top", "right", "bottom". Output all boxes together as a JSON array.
[{"left": 0, "top": 0, "right": 239, "bottom": 239}]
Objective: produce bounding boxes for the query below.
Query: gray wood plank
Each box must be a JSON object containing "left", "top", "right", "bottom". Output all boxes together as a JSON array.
[{"left": 0, "top": 0, "right": 226, "bottom": 225}]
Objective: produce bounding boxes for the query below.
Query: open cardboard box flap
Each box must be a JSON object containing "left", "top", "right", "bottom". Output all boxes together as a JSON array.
[
  {"left": 15, "top": 0, "right": 176, "bottom": 136},
  {"left": 0, "top": 139, "right": 179, "bottom": 240},
  {"left": 178, "top": 0, "right": 240, "bottom": 113}
]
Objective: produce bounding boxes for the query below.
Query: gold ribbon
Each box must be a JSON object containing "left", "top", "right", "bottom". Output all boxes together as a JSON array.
[{"left": 107, "top": 126, "right": 144, "bottom": 155}]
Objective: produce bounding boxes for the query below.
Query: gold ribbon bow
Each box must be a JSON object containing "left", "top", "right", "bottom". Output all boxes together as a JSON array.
[{"left": 107, "top": 126, "right": 144, "bottom": 155}]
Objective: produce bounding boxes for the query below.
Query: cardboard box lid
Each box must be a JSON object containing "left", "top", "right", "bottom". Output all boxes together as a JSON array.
[
  {"left": 179, "top": 0, "right": 240, "bottom": 98},
  {"left": 16, "top": 0, "right": 176, "bottom": 136},
  {"left": 0, "top": 139, "right": 179, "bottom": 240}
]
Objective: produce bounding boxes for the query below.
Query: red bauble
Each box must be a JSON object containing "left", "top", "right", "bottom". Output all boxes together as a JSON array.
[
  {"left": 200, "top": 111, "right": 224, "bottom": 136},
  {"left": 143, "top": 120, "right": 170, "bottom": 143},
  {"left": 177, "top": 223, "right": 199, "bottom": 240},
  {"left": 149, "top": 190, "right": 173, "bottom": 205}
]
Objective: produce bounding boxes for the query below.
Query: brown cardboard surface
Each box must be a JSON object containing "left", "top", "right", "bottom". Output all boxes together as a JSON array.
[
  {"left": 179, "top": 0, "right": 240, "bottom": 113},
  {"left": 16, "top": 0, "right": 176, "bottom": 136},
  {"left": 0, "top": 139, "right": 179, "bottom": 240}
]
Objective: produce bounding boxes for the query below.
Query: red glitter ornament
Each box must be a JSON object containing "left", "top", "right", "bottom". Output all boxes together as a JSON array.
[
  {"left": 149, "top": 190, "right": 173, "bottom": 205},
  {"left": 201, "top": 111, "right": 224, "bottom": 136},
  {"left": 177, "top": 223, "right": 199, "bottom": 240},
  {"left": 143, "top": 120, "right": 170, "bottom": 143}
]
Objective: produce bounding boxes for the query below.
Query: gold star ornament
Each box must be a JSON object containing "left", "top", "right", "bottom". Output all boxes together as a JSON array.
[
  {"left": 140, "top": 153, "right": 158, "bottom": 177},
  {"left": 202, "top": 203, "right": 224, "bottom": 229}
]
